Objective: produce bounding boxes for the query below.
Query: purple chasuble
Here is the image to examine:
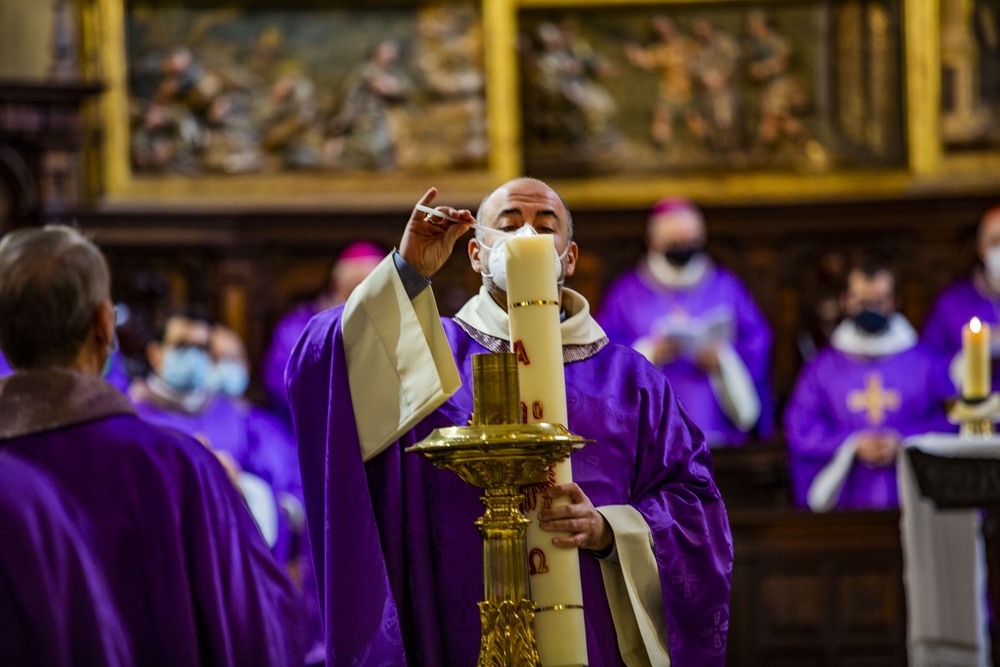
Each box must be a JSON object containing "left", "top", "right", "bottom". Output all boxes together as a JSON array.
[
  {"left": 922, "top": 275, "right": 1000, "bottom": 391},
  {"left": 0, "top": 370, "right": 306, "bottom": 667},
  {"left": 597, "top": 265, "right": 774, "bottom": 446},
  {"left": 0, "top": 352, "right": 10, "bottom": 377},
  {"left": 286, "top": 305, "right": 733, "bottom": 667},
  {"left": 263, "top": 303, "right": 319, "bottom": 417},
  {"left": 0, "top": 452, "right": 133, "bottom": 667},
  {"left": 783, "top": 345, "right": 953, "bottom": 510}
]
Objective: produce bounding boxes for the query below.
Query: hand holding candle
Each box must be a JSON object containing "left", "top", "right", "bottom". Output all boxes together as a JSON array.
[{"left": 963, "top": 317, "right": 991, "bottom": 399}]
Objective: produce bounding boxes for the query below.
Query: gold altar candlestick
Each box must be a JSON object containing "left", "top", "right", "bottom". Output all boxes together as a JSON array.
[{"left": 407, "top": 353, "right": 590, "bottom": 667}]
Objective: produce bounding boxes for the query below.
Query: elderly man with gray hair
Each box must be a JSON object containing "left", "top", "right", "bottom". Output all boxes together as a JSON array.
[{"left": 0, "top": 225, "right": 306, "bottom": 667}]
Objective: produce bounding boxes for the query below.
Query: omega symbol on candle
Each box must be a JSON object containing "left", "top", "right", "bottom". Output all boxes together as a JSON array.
[
  {"left": 529, "top": 548, "right": 549, "bottom": 575},
  {"left": 513, "top": 340, "right": 530, "bottom": 365},
  {"left": 532, "top": 401, "right": 544, "bottom": 419}
]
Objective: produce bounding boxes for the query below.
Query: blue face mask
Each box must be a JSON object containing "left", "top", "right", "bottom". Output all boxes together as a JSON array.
[
  {"left": 159, "top": 346, "right": 212, "bottom": 393},
  {"left": 206, "top": 359, "right": 249, "bottom": 398},
  {"left": 101, "top": 333, "right": 119, "bottom": 380}
]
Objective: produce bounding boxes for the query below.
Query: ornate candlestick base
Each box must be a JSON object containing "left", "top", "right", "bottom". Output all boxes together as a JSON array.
[
  {"left": 406, "top": 353, "right": 589, "bottom": 667},
  {"left": 948, "top": 393, "right": 1000, "bottom": 438}
]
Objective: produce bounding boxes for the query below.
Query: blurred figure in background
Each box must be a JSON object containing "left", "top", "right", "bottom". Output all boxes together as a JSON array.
[
  {"left": 210, "top": 324, "right": 323, "bottom": 665},
  {"left": 598, "top": 197, "right": 773, "bottom": 446},
  {"left": 130, "top": 311, "right": 284, "bottom": 552},
  {"left": 0, "top": 452, "right": 133, "bottom": 667},
  {"left": 0, "top": 226, "right": 304, "bottom": 666},
  {"left": 784, "top": 258, "right": 952, "bottom": 512},
  {"left": 922, "top": 205, "right": 1000, "bottom": 392},
  {"left": 262, "top": 240, "right": 384, "bottom": 420}
]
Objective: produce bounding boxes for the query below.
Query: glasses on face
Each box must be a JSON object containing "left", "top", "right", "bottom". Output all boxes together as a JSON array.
[{"left": 168, "top": 341, "right": 210, "bottom": 352}]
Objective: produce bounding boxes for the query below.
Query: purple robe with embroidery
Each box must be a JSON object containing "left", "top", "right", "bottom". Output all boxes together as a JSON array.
[
  {"left": 783, "top": 345, "right": 953, "bottom": 510},
  {"left": 922, "top": 276, "right": 1000, "bottom": 391},
  {"left": 263, "top": 303, "right": 318, "bottom": 416},
  {"left": 0, "top": 370, "right": 305, "bottom": 667},
  {"left": 0, "top": 452, "right": 133, "bottom": 667},
  {"left": 286, "top": 305, "right": 733, "bottom": 667},
  {"left": 597, "top": 265, "right": 774, "bottom": 446}
]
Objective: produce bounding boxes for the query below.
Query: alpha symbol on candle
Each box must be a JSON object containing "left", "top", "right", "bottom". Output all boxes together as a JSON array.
[
  {"left": 847, "top": 373, "right": 901, "bottom": 426},
  {"left": 513, "top": 340, "right": 530, "bottom": 365},
  {"left": 532, "top": 401, "right": 544, "bottom": 419},
  {"left": 529, "top": 548, "right": 549, "bottom": 575}
]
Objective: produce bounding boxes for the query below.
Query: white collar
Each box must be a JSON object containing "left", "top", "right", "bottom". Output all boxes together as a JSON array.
[
  {"left": 454, "top": 285, "right": 607, "bottom": 346},
  {"left": 644, "top": 251, "right": 711, "bottom": 288},
  {"left": 830, "top": 314, "right": 918, "bottom": 358}
]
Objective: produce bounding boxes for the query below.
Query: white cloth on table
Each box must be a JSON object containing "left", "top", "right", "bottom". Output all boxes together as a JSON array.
[{"left": 899, "top": 433, "right": 998, "bottom": 667}]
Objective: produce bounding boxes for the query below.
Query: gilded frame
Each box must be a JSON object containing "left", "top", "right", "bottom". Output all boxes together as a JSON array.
[
  {"left": 78, "top": 0, "right": 1000, "bottom": 208},
  {"left": 78, "top": 0, "right": 523, "bottom": 209}
]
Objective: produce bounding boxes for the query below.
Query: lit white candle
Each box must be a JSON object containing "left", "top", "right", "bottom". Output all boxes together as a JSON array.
[
  {"left": 964, "top": 317, "right": 991, "bottom": 399},
  {"left": 506, "top": 233, "right": 588, "bottom": 667}
]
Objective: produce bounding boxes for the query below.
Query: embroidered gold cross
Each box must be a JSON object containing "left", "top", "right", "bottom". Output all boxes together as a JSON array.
[{"left": 847, "top": 373, "right": 901, "bottom": 426}]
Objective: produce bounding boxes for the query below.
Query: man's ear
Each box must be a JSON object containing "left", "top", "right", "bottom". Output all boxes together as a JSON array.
[
  {"left": 565, "top": 242, "right": 579, "bottom": 278},
  {"left": 469, "top": 238, "right": 484, "bottom": 274},
  {"left": 93, "top": 300, "right": 115, "bottom": 347}
]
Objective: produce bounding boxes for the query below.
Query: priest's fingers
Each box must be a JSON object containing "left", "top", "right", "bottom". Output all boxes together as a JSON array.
[
  {"left": 545, "top": 482, "right": 588, "bottom": 505},
  {"left": 538, "top": 516, "right": 590, "bottom": 533},
  {"left": 550, "top": 533, "right": 590, "bottom": 549}
]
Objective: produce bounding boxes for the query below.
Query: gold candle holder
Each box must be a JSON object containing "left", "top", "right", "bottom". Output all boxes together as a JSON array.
[
  {"left": 948, "top": 393, "right": 1000, "bottom": 438},
  {"left": 406, "top": 353, "right": 589, "bottom": 667}
]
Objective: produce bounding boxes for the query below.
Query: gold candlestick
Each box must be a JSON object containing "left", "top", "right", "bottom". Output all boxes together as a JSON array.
[
  {"left": 948, "top": 393, "right": 1000, "bottom": 438},
  {"left": 406, "top": 353, "right": 589, "bottom": 667}
]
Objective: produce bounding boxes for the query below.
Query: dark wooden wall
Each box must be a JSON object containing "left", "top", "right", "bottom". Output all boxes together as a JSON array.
[{"left": 81, "top": 191, "right": 1000, "bottom": 409}]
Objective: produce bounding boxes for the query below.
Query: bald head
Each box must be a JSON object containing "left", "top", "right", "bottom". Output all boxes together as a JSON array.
[
  {"left": 469, "top": 178, "right": 579, "bottom": 303},
  {"left": 475, "top": 178, "right": 573, "bottom": 242}
]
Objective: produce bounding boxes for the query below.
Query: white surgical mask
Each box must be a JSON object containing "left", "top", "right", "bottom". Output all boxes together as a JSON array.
[
  {"left": 986, "top": 245, "right": 1000, "bottom": 282},
  {"left": 478, "top": 224, "right": 570, "bottom": 292}
]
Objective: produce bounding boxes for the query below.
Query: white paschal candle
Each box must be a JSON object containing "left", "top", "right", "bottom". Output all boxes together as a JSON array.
[{"left": 505, "top": 233, "right": 588, "bottom": 667}]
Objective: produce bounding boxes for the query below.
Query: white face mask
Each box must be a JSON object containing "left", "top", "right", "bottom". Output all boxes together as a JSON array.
[
  {"left": 478, "top": 224, "right": 570, "bottom": 292},
  {"left": 986, "top": 244, "right": 1000, "bottom": 282}
]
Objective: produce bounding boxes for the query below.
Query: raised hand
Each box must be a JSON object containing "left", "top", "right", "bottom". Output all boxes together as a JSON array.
[
  {"left": 538, "top": 483, "right": 614, "bottom": 552},
  {"left": 399, "top": 187, "right": 475, "bottom": 279}
]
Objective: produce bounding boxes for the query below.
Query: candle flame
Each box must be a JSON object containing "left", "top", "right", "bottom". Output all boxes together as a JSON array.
[{"left": 971, "top": 317, "right": 983, "bottom": 333}]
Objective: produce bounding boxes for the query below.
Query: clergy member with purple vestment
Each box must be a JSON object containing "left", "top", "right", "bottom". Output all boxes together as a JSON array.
[
  {"left": 598, "top": 197, "right": 773, "bottom": 447},
  {"left": 286, "top": 179, "right": 732, "bottom": 666},
  {"left": 131, "top": 312, "right": 288, "bottom": 551},
  {"left": 262, "top": 240, "right": 383, "bottom": 418},
  {"left": 784, "top": 258, "right": 952, "bottom": 512},
  {"left": 0, "top": 452, "right": 133, "bottom": 667},
  {"left": 922, "top": 204, "right": 1000, "bottom": 392},
  {"left": 0, "top": 226, "right": 305, "bottom": 667}
]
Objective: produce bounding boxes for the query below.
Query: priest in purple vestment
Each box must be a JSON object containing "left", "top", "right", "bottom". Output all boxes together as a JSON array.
[
  {"left": 131, "top": 313, "right": 288, "bottom": 551},
  {"left": 0, "top": 452, "right": 133, "bottom": 667},
  {"left": 784, "top": 258, "right": 953, "bottom": 512},
  {"left": 286, "top": 179, "right": 732, "bottom": 666},
  {"left": 0, "top": 226, "right": 305, "bottom": 667},
  {"left": 597, "top": 197, "right": 773, "bottom": 447},
  {"left": 922, "top": 204, "right": 1000, "bottom": 392},
  {"left": 262, "top": 240, "right": 383, "bottom": 417}
]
